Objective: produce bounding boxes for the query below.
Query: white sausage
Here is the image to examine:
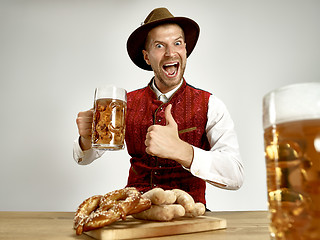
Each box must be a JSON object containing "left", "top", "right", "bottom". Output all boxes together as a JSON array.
[
  {"left": 132, "top": 204, "right": 185, "bottom": 221},
  {"left": 162, "top": 190, "right": 177, "bottom": 205},
  {"left": 142, "top": 188, "right": 166, "bottom": 205},
  {"left": 184, "top": 202, "right": 206, "bottom": 217},
  {"left": 172, "top": 189, "right": 195, "bottom": 212}
]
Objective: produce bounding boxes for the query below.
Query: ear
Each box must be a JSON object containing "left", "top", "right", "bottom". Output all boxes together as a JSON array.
[{"left": 142, "top": 50, "right": 151, "bottom": 65}]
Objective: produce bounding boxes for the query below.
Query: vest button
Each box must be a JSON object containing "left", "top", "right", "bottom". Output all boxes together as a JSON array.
[{"left": 154, "top": 171, "right": 157, "bottom": 175}]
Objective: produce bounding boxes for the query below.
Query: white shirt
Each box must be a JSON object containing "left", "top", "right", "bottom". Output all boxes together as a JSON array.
[{"left": 73, "top": 81, "right": 244, "bottom": 190}]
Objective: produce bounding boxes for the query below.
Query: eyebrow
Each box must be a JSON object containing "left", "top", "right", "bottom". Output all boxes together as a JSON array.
[
  {"left": 174, "top": 36, "right": 185, "bottom": 42},
  {"left": 153, "top": 36, "right": 184, "bottom": 45}
]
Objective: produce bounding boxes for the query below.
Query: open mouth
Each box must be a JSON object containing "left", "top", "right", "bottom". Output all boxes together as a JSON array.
[{"left": 162, "top": 62, "right": 179, "bottom": 78}]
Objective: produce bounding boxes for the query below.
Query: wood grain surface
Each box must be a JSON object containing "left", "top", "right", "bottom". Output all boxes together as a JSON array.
[
  {"left": 0, "top": 211, "right": 270, "bottom": 240},
  {"left": 85, "top": 215, "right": 227, "bottom": 239}
]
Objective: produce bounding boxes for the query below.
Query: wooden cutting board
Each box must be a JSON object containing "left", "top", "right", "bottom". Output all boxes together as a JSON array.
[{"left": 84, "top": 214, "right": 227, "bottom": 240}]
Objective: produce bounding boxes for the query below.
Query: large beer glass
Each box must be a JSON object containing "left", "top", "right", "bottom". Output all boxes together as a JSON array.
[
  {"left": 91, "top": 86, "right": 127, "bottom": 150},
  {"left": 263, "top": 82, "right": 320, "bottom": 239}
]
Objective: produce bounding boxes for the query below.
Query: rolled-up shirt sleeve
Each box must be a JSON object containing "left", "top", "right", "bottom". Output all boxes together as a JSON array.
[{"left": 189, "top": 95, "right": 244, "bottom": 190}]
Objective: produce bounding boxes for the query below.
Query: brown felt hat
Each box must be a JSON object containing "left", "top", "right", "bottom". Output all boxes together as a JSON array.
[{"left": 127, "top": 7, "right": 200, "bottom": 71}]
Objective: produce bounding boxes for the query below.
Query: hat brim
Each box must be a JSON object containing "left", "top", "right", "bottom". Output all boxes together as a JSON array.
[{"left": 127, "top": 17, "right": 200, "bottom": 71}]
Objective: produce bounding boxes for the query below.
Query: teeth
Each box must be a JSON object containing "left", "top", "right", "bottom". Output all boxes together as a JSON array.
[{"left": 164, "top": 63, "right": 177, "bottom": 67}]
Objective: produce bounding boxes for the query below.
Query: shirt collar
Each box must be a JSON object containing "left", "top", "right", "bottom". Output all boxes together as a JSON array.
[{"left": 151, "top": 78, "right": 183, "bottom": 103}]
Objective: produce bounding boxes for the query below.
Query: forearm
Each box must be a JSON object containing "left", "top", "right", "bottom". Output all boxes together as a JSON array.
[{"left": 170, "top": 140, "right": 194, "bottom": 169}]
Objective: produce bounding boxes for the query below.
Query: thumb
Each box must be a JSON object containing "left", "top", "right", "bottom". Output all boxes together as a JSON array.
[{"left": 164, "top": 104, "right": 176, "bottom": 126}]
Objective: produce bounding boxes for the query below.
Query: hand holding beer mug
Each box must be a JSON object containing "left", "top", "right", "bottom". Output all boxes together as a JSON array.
[
  {"left": 92, "top": 86, "right": 127, "bottom": 150},
  {"left": 263, "top": 82, "right": 320, "bottom": 239}
]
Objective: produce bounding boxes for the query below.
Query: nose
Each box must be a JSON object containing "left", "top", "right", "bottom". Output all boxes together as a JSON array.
[{"left": 165, "top": 45, "right": 175, "bottom": 57}]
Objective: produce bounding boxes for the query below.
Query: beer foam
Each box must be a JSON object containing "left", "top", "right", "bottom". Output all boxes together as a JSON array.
[
  {"left": 315, "top": 135, "right": 320, "bottom": 152},
  {"left": 263, "top": 82, "right": 320, "bottom": 129},
  {"left": 95, "top": 86, "right": 127, "bottom": 102}
]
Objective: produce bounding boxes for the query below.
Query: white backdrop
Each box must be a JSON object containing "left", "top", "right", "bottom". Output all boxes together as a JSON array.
[{"left": 1, "top": 0, "right": 319, "bottom": 212}]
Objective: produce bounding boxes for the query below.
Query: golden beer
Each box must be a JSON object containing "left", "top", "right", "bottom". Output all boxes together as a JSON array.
[
  {"left": 264, "top": 119, "right": 320, "bottom": 239},
  {"left": 91, "top": 86, "right": 127, "bottom": 150},
  {"left": 92, "top": 98, "right": 126, "bottom": 150}
]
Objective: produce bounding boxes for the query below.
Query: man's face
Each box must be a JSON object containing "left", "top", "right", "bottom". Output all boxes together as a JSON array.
[{"left": 142, "top": 23, "right": 187, "bottom": 93}]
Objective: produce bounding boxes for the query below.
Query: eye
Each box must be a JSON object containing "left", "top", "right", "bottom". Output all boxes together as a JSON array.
[
  {"left": 156, "top": 43, "right": 164, "bottom": 48},
  {"left": 175, "top": 41, "right": 182, "bottom": 46}
]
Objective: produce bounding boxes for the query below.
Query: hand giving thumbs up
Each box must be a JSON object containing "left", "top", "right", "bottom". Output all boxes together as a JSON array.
[{"left": 145, "top": 104, "right": 194, "bottom": 168}]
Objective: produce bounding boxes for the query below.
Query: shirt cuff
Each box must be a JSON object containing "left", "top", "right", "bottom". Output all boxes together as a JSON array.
[
  {"left": 189, "top": 146, "right": 228, "bottom": 188},
  {"left": 190, "top": 146, "right": 212, "bottom": 178},
  {"left": 73, "top": 138, "right": 103, "bottom": 165},
  {"left": 73, "top": 138, "right": 84, "bottom": 162}
]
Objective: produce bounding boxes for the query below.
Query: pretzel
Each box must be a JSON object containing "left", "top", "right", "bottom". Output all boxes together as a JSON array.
[
  {"left": 99, "top": 187, "right": 141, "bottom": 220},
  {"left": 74, "top": 187, "right": 144, "bottom": 235},
  {"left": 127, "top": 196, "right": 152, "bottom": 215},
  {"left": 74, "top": 195, "right": 102, "bottom": 235}
]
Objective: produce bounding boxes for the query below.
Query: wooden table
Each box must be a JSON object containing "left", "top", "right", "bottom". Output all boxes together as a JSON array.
[{"left": 0, "top": 211, "right": 270, "bottom": 240}]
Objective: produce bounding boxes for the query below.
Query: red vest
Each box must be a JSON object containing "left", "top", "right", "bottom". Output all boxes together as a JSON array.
[{"left": 125, "top": 79, "right": 211, "bottom": 204}]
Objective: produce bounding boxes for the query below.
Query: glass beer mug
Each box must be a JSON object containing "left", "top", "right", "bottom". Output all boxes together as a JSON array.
[
  {"left": 91, "top": 86, "right": 127, "bottom": 150},
  {"left": 263, "top": 82, "right": 320, "bottom": 239}
]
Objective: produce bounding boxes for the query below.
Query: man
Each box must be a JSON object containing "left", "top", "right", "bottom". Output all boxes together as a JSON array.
[{"left": 73, "top": 8, "right": 244, "bottom": 205}]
